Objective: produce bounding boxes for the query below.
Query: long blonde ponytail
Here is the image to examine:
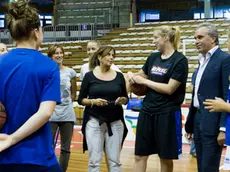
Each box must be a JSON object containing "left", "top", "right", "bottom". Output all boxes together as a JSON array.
[{"left": 154, "top": 25, "right": 181, "bottom": 50}]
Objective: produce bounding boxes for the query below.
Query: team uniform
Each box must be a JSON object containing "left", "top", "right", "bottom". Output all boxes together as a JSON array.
[
  {"left": 0, "top": 48, "right": 61, "bottom": 171},
  {"left": 223, "top": 84, "right": 230, "bottom": 170},
  {"left": 135, "top": 51, "right": 188, "bottom": 159}
]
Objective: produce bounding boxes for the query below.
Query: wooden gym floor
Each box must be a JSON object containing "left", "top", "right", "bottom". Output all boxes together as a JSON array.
[{"left": 54, "top": 127, "right": 228, "bottom": 172}]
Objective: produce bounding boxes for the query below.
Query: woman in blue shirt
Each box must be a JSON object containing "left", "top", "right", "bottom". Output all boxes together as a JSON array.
[{"left": 0, "top": 0, "right": 62, "bottom": 171}]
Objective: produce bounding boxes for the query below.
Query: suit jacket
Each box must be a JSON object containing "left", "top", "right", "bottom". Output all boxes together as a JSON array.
[{"left": 185, "top": 48, "right": 230, "bottom": 135}]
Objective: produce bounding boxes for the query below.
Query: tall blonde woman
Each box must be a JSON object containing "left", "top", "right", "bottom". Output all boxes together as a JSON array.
[{"left": 127, "top": 26, "right": 188, "bottom": 172}]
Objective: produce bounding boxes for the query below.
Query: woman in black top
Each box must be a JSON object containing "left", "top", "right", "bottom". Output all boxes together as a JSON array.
[
  {"left": 78, "top": 46, "right": 128, "bottom": 172},
  {"left": 127, "top": 26, "right": 188, "bottom": 172}
]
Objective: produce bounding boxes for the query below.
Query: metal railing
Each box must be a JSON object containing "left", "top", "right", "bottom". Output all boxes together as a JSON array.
[
  {"left": 55, "top": 0, "right": 119, "bottom": 29},
  {"left": 0, "top": 23, "right": 114, "bottom": 43}
]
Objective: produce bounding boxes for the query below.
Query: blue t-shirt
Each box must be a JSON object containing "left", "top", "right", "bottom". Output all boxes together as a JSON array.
[
  {"left": 226, "top": 84, "right": 230, "bottom": 145},
  {"left": 0, "top": 48, "right": 61, "bottom": 166}
]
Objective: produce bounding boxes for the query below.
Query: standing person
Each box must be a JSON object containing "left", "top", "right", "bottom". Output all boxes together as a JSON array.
[
  {"left": 78, "top": 46, "right": 128, "bottom": 172},
  {"left": 79, "top": 40, "right": 122, "bottom": 170},
  {"left": 0, "top": 0, "right": 62, "bottom": 172},
  {"left": 200, "top": 25, "right": 230, "bottom": 171},
  {"left": 127, "top": 25, "right": 188, "bottom": 172},
  {"left": 185, "top": 23, "right": 230, "bottom": 172},
  {"left": 47, "top": 45, "right": 76, "bottom": 172},
  {"left": 0, "top": 43, "right": 8, "bottom": 55},
  {"left": 80, "top": 40, "right": 121, "bottom": 81}
]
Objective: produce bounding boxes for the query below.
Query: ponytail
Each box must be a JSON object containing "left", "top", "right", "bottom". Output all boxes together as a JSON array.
[
  {"left": 172, "top": 27, "right": 181, "bottom": 50},
  {"left": 154, "top": 25, "right": 181, "bottom": 50}
]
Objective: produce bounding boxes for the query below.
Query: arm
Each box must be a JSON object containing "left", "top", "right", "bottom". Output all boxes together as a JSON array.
[
  {"left": 126, "top": 54, "right": 151, "bottom": 92},
  {"left": 0, "top": 66, "right": 61, "bottom": 151},
  {"left": 185, "top": 87, "right": 197, "bottom": 134},
  {"left": 144, "top": 78, "right": 181, "bottom": 95},
  {"left": 220, "top": 102, "right": 230, "bottom": 112},
  {"left": 71, "top": 77, "right": 76, "bottom": 101},
  {"left": 77, "top": 73, "right": 107, "bottom": 107},
  {"left": 78, "top": 73, "right": 90, "bottom": 106},
  {"left": 219, "top": 55, "right": 230, "bottom": 129},
  {"left": 3, "top": 101, "right": 56, "bottom": 148},
  {"left": 126, "top": 70, "right": 145, "bottom": 92},
  {"left": 70, "top": 68, "right": 77, "bottom": 102},
  {"left": 127, "top": 54, "right": 150, "bottom": 84},
  {"left": 134, "top": 58, "right": 188, "bottom": 95},
  {"left": 116, "top": 73, "right": 129, "bottom": 105},
  {"left": 80, "top": 65, "right": 84, "bottom": 81},
  {"left": 204, "top": 97, "right": 230, "bottom": 113}
]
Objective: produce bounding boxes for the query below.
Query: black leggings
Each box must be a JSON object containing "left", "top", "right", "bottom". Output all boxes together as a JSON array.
[{"left": 50, "top": 122, "right": 74, "bottom": 172}]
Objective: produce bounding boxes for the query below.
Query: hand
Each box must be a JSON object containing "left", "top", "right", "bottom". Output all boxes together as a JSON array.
[
  {"left": 133, "top": 75, "right": 146, "bottom": 85},
  {"left": 93, "top": 98, "right": 108, "bottom": 107},
  {"left": 0, "top": 134, "right": 14, "bottom": 152},
  {"left": 185, "top": 133, "right": 193, "bottom": 142},
  {"left": 115, "top": 97, "right": 128, "bottom": 105},
  {"left": 203, "top": 97, "right": 226, "bottom": 112},
  {"left": 217, "top": 131, "right": 225, "bottom": 146},
  {"left": 126, "top": 71, "right": 135, "bottom": 85}
]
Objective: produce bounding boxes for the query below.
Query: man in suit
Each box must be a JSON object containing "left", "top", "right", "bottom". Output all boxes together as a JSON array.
[{"left": 185, "top": 23, "right": 230, "bottom": 172}]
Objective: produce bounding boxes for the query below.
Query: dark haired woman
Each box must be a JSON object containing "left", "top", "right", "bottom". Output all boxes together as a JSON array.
[{"left": 78, "top": 46, "right": 128, "bottom": 172}]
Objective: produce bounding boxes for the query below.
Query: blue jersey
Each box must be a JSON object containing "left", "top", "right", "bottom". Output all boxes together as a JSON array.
[
  {"left": 226, "top": 84, "right": 230, "bottom": 145},
  {"left": 0, "top": 48, "right": 61, "bottom": 166}
]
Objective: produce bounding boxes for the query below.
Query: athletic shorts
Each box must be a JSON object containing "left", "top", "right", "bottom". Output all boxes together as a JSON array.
[
  {"left": 135, "top": 107, "right": 182, "bottom": 159},
  {"left": 0, "top": 163, "right": 62, "bottom": 172}
]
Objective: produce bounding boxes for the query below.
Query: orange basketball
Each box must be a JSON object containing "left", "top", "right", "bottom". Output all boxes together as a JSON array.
[
  {"left": 130, "top": 73, "right": 148, "bottom": 96},
  {"left": 0, "top": 102, "right": 6, "bottom": 130}
]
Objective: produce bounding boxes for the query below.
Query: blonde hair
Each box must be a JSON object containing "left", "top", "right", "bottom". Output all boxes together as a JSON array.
[
  {"left": 154, "top": 26, "right": 181, "bottom": 50},
  {"left": 87, "top": 40, "right": 101, "bottom": 47},
  {"left": 89, "top": 46, "right": 115, "bottom": 70},
  {"left": 88, "top": 40, "right": 102, "bottom": 70}
]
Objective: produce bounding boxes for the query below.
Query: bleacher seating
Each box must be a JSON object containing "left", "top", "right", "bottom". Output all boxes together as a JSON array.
[
  {"left": 56, "top": 0, "right": 113, "bottom": 25},
  {"left": 39, "top": 18, "right": 230, "bottom": 105}
]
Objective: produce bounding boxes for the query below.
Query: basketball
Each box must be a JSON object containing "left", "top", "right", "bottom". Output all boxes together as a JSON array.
[
  {"left": 129, "top": 73, "right": 148, "bottom": 96},
  {"left": 0, "top": 101, "right": 6, "bottom": 130}
]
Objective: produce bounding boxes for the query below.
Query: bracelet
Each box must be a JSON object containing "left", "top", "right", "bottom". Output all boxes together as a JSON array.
[{"left": 90, "top": 99, "right": 94, "bottom": 108}]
